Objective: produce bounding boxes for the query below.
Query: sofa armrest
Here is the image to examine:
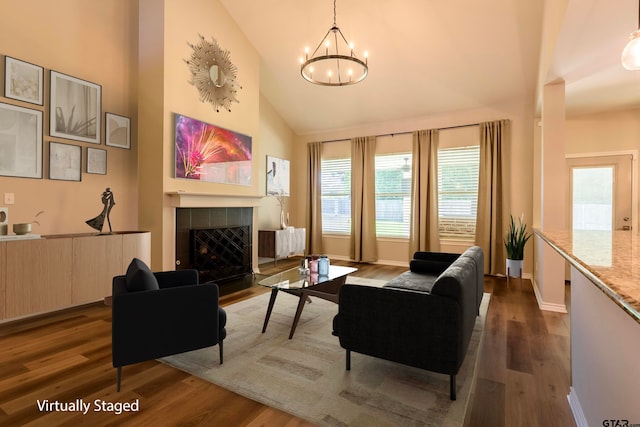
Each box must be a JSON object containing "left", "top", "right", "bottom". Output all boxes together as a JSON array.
[{"left": 337, "top": 285, "right": 463, "bottom": 374}]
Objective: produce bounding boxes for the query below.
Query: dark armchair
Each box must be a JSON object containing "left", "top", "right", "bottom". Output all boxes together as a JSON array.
[{"left": 112, "top": 258, "right": 226, "bottom": 391}]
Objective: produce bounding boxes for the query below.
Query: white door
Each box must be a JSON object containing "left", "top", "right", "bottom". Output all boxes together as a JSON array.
[{"left": 567, "top": 155, "right": 633, "bottom": 231}]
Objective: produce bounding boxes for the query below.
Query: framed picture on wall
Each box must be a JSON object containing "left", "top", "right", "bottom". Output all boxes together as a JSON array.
[
  {"left": 105, "top": 112, "right": 130, "bottom": 149},
  {"left": 86, "top": 147, "right": 107, "bottom": 175},
  {"left": 4, "top": 56, "right": 44, "bottom": 105},
  {"left": 49, "top": 141, "right": 81, "bottom": 181},
  {"left": 50, "top": 70, "right": 101, "bottom": 144},
  {"left": 174, "top": 113, "right": 252, "bottom": 185},
  {"left": 266, "top": 155, "right": 290, "bottom": 196},
  {"left": 0, "top": 102, "right": 43, "bottom": 179}
]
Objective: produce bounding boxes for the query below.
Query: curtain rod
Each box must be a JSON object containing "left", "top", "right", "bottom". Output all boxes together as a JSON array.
[{"left": 320, "top": 122, "right": 481, "bottom": 144}]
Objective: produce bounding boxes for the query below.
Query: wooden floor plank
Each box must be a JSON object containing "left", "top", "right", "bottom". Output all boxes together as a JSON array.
[
  {"left": 0, "top": 260, "right": 575, "bottom": 426},
  {"left": 465, "top": 377, "right": 505, "bottom": 427},
  {"left": 506, "top": 320, "right": 534, "bottom": 374},
  {"left": 505, "top": 369, "right": 540, "bottom": 426}
]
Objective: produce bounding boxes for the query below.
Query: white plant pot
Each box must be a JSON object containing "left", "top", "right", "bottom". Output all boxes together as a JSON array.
[{"left": 506, "top": 258, "right": 523, "bottom": 278}]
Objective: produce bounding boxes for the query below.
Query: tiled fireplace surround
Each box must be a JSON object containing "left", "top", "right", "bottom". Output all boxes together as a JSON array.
[
  {"left": 168, "top": 193, "right": 264, "bottom": 284},
  {"left": 167, "top": 192, "right": 263, "bottom": 284},
  {"left": 175, "top": 206, "right": 253, "bottom": 284}
]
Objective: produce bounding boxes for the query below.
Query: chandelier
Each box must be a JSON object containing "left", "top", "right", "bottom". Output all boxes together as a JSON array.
[
  {"left": 299, "top": 0, "right": 368, "bottom": 86},
  {"left": 622, "top": 0, "right": 640, "bottom": 70}
]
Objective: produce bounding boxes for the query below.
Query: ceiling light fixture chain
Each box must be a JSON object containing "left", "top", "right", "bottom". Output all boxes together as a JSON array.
[{"left": 299, "top": 0, "right": 369, "bottom": 86}]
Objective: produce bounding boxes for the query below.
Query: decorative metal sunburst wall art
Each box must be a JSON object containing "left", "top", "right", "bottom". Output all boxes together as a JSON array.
[{"left": 185, "top": 34, "right": 241, "bottom": 112}]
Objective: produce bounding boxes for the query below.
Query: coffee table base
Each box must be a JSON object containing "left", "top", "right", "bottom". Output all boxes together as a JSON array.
[{"left": 261, "top": 275, "right": 347, "bottom": 339}]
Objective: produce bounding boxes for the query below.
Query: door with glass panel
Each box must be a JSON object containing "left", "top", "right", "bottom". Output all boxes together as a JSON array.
[{"left": 567, "top": 155, "right": 633, "bottom": 231}]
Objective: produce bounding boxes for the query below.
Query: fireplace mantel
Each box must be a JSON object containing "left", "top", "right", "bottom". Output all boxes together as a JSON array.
[{"left": 167, "top": 192, "right": 264, "bottom": 208}]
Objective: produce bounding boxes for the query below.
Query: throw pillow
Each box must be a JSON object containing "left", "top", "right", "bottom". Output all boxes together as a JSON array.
[
  {"left": 409, "top": 259, "right": 451, "bottom": 275},
  {"left": 125, "top": 258, "right": 159, "bottom": 292}
]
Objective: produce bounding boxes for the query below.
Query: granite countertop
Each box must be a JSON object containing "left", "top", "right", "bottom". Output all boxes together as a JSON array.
[{"left": 535, "top": 229, "right": 640, "bottom": 323}]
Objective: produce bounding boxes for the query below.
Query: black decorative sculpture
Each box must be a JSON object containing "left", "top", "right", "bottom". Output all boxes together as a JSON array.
[{"left": 86, "top": 188, "right": 115, "bottom": 233}]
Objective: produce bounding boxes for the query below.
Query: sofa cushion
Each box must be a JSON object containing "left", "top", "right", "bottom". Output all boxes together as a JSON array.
[
  {"left": 383, "top": 271, "right": 438, "bottom": 293},
  {"left": 125, "top": 258, "right": 159, "bottom": 292}
]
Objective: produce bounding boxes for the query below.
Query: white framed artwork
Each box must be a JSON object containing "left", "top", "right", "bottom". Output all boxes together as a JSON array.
[
  {"left": 87, "top": 147, "right": 107, "bottom": 175},
  {"left": 266, "top": 155, "right": 290, "bottom": 196}
]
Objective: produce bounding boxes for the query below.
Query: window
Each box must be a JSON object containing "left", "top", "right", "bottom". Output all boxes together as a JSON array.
[
  {"left": 321, "top": 158, "right": 351, "bottom": 234},
  {"left": 572, "top": 166, "right": 613, "bottom": 231},
  {"left": 438, "top": 146, "right": 480, "bottom": 240},
  {"left": 375, "top": 154, "right": 412, "bottom": 238}
]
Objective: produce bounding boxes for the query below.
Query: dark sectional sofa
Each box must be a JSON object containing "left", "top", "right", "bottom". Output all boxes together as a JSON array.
[{"left": 332, "top": 246, "right": 484, "bottom": 400}]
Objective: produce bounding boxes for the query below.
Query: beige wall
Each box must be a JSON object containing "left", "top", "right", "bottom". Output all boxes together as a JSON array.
[
  {"left": 258, "top": 94, "right": 296, "bottom": 230},
  {"left": 293, "top": 99, "right": 535, "bottom": 267},
  {"left": 137, "top": 0, "right": 262, "bottom": 270},
  {"left": 566, "top": 109, "right": 640, "bottom": 155},
  {"left": 565, "top": 108, "right": 640, "bottom": 231},
  {"left": 0, "top": 0, "right": 139, "bottom": 236}
]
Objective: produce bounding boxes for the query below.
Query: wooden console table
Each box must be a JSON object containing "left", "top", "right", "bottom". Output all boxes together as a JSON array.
[{"left": 0, "top": 231, "right": 150, "bottom": 322}]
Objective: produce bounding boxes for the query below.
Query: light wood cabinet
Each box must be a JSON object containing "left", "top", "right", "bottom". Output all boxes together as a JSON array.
[
  {"left": 0, "top": 231, "right": 150, "bottom": 322},
  {"left": 6, "top": 238, "right": 73, "bottom": 319},
  {"left": 72, "top": 234, "right": 123, "bottom": 305},
  {"left": 122, "top": 232, "right": 151, "bottom": 270}
]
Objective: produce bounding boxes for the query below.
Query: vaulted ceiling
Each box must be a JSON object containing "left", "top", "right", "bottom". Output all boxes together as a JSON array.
[{"left": 220, "top": 0, "right": 640, "bottom": 136}]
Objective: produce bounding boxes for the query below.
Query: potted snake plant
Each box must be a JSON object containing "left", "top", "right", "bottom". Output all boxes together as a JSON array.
[{"left": 504, "top": 214, "right": 531, "bottom": 277}]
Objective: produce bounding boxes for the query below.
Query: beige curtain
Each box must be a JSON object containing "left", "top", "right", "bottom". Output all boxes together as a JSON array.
[
  {"left": 306, "top": 141, "right": 323, "bottom": 254},
  {"left": 475, "top": 120, "right": 510, "bottom": 275},
  {"left": 409, "top": 129, "right": 440, "bottom": 256},
  {"left": 350, "top": 136, "right": 378, "bottom": 262}
]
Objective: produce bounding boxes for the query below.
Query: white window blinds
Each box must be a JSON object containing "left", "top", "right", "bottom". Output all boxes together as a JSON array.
[
  {"left": 321, "top": 158, "right": 351, "bottom": 234},
  {"left": 437, "top": 146, "right": 480, "bottom": 240},
  {"left": 375, "top": 154, "right": 411, "bottom": 238}
]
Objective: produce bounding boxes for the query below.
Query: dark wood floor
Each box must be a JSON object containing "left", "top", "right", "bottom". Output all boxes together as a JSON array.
[{"left": 0, "top": 258, "right": 575, "bottom": 426}]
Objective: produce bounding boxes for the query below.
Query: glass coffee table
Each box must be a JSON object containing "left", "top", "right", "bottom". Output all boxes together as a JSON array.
[{"left": 259, "top": 265, "right": 357, "bottom": 339}]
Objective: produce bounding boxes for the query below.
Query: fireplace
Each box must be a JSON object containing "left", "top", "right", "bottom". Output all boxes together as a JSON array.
[
  {"left": 191, "top": 226, "right": 251, "bottom": 283},
  {"left": 176, "top": 207, "right": 253, "bottom": 284}
]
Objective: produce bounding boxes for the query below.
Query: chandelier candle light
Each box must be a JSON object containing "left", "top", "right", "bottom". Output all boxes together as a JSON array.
[{"left": 299, "top": 0, "right": 368, "bottom": 86}]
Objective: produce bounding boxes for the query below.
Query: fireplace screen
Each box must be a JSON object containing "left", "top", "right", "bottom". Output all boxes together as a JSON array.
[{"left": 191, "top": 226, "right": 251, "bottom": 283}]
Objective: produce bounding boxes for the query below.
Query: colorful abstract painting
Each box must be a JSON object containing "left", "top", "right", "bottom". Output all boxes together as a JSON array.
[{"left": 175, "top": 114, "right": 252, "bottom": 185}]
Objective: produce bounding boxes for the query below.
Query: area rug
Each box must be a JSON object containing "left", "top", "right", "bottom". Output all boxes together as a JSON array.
[{"left": 161, "top": 277, "right": 490, "bottom": 427}]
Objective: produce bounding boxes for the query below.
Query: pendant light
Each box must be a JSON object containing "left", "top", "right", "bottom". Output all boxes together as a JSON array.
[
  {"left": 622, "top": 0, "right": 640, "bottom": 70},
  {"left": 299, "top": 0, "right": 369, "bottom": 86}
]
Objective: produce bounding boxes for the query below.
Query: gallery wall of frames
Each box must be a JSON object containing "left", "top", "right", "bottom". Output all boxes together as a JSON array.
[{"left": 0, "top": 55, "right": 131, "bottom": 182}]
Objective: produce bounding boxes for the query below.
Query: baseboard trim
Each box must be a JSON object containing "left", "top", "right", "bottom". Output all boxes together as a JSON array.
[
  {"left": 568, "top": 387, "right": 588, "bottom": 427},
  {"left": 532, "top": 278, "right": 568, "bottom": 313},
  {"left": 372, "top": 259, "right": 410, "bottom": 268}
]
